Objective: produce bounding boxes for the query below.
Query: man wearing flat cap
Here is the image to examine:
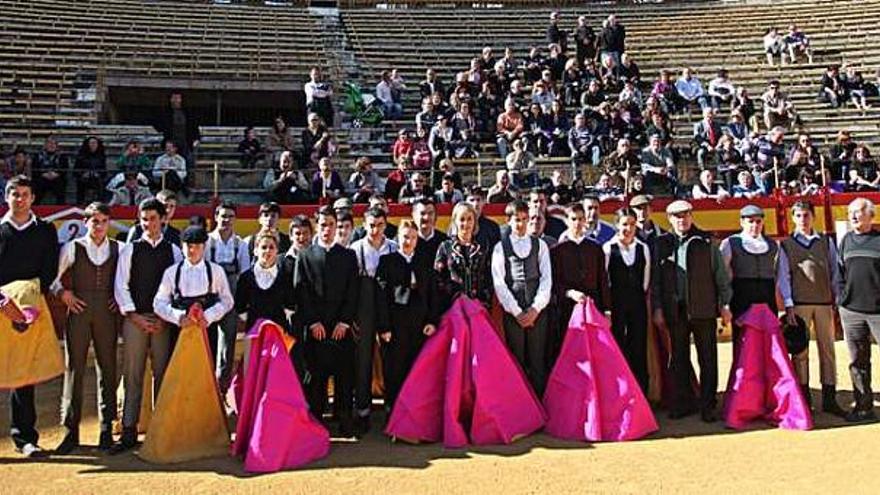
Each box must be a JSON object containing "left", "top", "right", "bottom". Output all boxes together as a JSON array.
[
  {"left": 629, "top": 194, "right": 665, "bottom": 251},
  {"left": 720, "top": 205, "right": 779, "bottom": 357},
  {"left": 652, "top": 200, "right": 732, "bottom": 422}
]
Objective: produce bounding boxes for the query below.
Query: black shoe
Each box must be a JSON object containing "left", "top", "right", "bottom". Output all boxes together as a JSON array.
[
  {"left": 54, "top": 431, "right": 79, "bottom": 455},
  {"left": 845, "top": 408, "right": 877, "bottom": 423},
  {"left": 108, "top": 430, "right": 138, "bottom": 455},
  {"left": 821, "top": 385, "right": 847, "bottom": 417},
  {"left": 338, "top": 417, "right": 355, "bottom": 438},
  {"left": 668, "top": 406, "right": 697, "bottom": 420},
  {"left": 98, "top": 431, "right": 114, "bottom": 451},
  {"left": 354, "top": 415, "right": 371, "bottom": 438},
  {"left": 700, "top": 409, "right": 719, "bottom": 423}
]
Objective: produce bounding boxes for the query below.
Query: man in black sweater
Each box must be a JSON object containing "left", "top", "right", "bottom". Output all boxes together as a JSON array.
[
  {"left": 294, "top": 206, "right": 359, "bottom": 437},
  {"left": 837, "top": 197, "right": 880, "bottom": 422},
  {"left": 0, "top": 175, "right": 59, "bottom": 457}
]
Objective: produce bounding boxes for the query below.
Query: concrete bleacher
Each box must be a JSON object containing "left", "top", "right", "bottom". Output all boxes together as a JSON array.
[{"left": 3, "top": 0, "right": 880, "bottom": 203}]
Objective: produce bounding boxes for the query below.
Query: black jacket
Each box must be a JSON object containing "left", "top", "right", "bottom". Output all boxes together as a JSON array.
[
  {"left": 375, "top": 250, "right": 441, "bottom": 333},
  {"left": 293, "top": 243, "right": 359, "bottom": 329}
]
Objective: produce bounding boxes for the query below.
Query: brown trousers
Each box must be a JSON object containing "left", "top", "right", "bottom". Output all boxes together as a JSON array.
[{"left": 790, "top": 304, "right": 838, "bottom": 386}]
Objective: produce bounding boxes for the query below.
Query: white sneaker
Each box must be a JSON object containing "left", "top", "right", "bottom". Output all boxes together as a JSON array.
[{"left": 18, "top": 443, "right": 43, "bottom": 458}]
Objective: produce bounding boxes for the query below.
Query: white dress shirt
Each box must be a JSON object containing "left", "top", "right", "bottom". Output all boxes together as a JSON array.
[
  {"left": 1, "top": 211, "right": 36, "bottom": 231},
  {"left": 52, "top": 235, "right": 118, "bottom": 295},
  {"left": 350, "top": 237, "right": 398, "bottom": 278},
  {"left": 603, "top": 236, "right": 651, "bottom": 292},
  {"left": 114, "top": 234, "right": 183, "bottom": 314},
  {"left": 206, "top": 230, "right": 251, "bottom": 274},
  {"left": 491, "top": 231, "right": 552, "bottom": 316},
  {"left": 153, "top": 258, "right": 234, "bottom": 325},
  {"left": 253, "top": 262, "right": 279, "bottom": 290}
]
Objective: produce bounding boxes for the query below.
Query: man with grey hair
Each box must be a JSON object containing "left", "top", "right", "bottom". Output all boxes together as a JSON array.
[{"left": 837, "top": 197, "right": 880, "bottom": 422}]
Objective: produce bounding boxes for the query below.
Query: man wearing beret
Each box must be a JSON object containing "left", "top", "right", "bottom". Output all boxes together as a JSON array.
[
  {"left": 629, "top": 194, "right": 665, "bottom": 252},
  {"left": 720, "top": 205, "right": 780, "bottom": 357},
  {"left": 652, "top": 200, "right": 732, "bottom": 422}
]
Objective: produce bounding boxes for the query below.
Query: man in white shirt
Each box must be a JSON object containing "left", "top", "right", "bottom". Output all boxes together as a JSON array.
[
  {"left": 205, "top": 201, "right": 250, "bottom": 394},
  {"left": 376, "top": 70, "right": 402, "bottom": 119},
  {"left": 492, "top": 200, "right": 552, "bottom": 395},
  {"left": 674, "top": 67, "right": 709, "bottom": 112},
  {"left": 53, "top": 202, "right": 121, "bottom": 454},
  {"left": 707, "top": 68, "right": 736, "bottom": 110},
  {"left": 152, "top": 140, "right": 187, "bottom": 193},
  {"left": 153, "top": 226, "right": 234, "bottom": 346},
  {"left": 349, "top": 207, "right": 398, "bottom": 435},
  {"left": 111, "top": 198, "right": 183, "bottom": 454},
  {"left": 304, "top": 66, "right": 334, "bottom": 126}
]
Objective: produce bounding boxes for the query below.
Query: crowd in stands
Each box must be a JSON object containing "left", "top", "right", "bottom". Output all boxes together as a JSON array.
[{"left": 3, "top": 15, "right": 880, "bottom": 207}]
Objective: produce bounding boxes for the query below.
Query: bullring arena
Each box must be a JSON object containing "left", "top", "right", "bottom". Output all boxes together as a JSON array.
[{"left": 4, "top": 0, "right": 880, "bottom": 493}]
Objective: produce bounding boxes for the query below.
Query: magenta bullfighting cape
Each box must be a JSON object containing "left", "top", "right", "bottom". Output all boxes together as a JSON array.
[
  {"left": 385, "top": 296, "right": 545, "bottom": 448},
  {"left": 723, "top": 304, "right": 813, "bottom": 431},
  {"left": 232, "top": 320, "right": 329, "bottom": 472},
  {"left": 543, "top": 298, "right": 658, "bottom": 442}
]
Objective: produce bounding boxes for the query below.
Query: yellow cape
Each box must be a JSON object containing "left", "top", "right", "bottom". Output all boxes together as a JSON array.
[
  {"left": 0, "top": 279, "right": 63, "bottom": 389},
  {"left": 139, "top": 320, "right": 229, "bottom": 464}
]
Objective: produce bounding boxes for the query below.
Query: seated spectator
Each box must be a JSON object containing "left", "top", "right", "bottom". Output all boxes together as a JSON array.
[
  {"left": 3, "top": 147, "right": 32, "bottom": 191},
  {"left": 763, "top": 27, "right": 786, "bottom": 66},
  {"left": 830, "top": 129, "right": 857, "bottom": 180},
  {"left": 487, "top": 169, "right": 517, "bottom": 204},
  {"left": 434, "top": 158, "right": 463, "bottom": 191},
  {"left": 845, "top": 66, "right": 871, "bottom": 110},
  {"left": 449, "top": 129, "right": 479, "bottom": 159},
  {"left": 507, "top": 79, "right": 530, "bottom": 110},
  {"left": 506, "top": 138, "right": 538, "bottom": 189},
  {"left": 707, "top": 69, "right": 736, "bottom": 110},
  {"left": 754, "top": 126, "right": 787, "bottom": 192},
  {"left": 115, "top": 138, "right": 151, "bottom": 176},
  {"left": 419, "top": 68, "right": 445, "bottom": 100},
  {"left": 762, "top": 80, "right": 800, "bottom": 130},
  {"left": 311, "top": 157, "right": 345, "bottom": 200},
  {"left": 496, "top": 98, "right": 525, "bottom": 157},
  {"left": 377, "top": 70, "right": 403, "bottom": 120},
  {"left": 693, "top": 108, "right": 723, "bottom": 168},
  {"left": 568, "top": 112, "right": 599, "bottom": 167},
  {"left": 645, "top": 111, "right": 674, "bottom": 150},
  {"left": 301, "top": 113, "right": 335, "bottom": 167},
  {"left": 786, "top": 133, "right": 823, "bottom": 182},
  {"left": 819, "top": 65, "right": 847, "bottom": 108},
  {"left": 784, "top": 24, "right": 813, "bottom": 64},
  {"left": 726, "top": 110, "right": 751, "bottom": 152},
  {"left": 796, "top": 168, "right": 822, "bottom": 196},
  {"left": 31, "top": 135, "right": 68, "bottom": 205},
  {"left": 524, "top": 103, "right": 552, "bottom": 156},
  {"left": 531, "top": 80, "right": 556, "bottom": 113},
  {"left": 348, "top": 157, "right": 381, "bottom": 203},
  {"left": 152, "top": 140, "right": 187, "bottom": 193},
  {"left": 650, "top": 70, "right": 678, "bottom": 114},
  {"left": 73, "top": 136, "right": 105, "bottom": 204},
  {"left": 105, "top": 168, "right": 149, "bottom": 195},
  {"left": 628, "top": 172, "right": 646, "bottom": 196},
  {"left": 731, "top": 87, "right": 758, "bottom": 131},
  {"left": 266, "top": 115, "right": 295, "bottom": 166},
  {"left": 545, "top": 169, "right": 572, "bottom": 205},
  {"left": 731, "top": 170, "right": 762, "bottom": 198},
  {"left": 618, "top": 53, "right": 640, "bottom": 84},
  {"left": 640, "top": 134, "right": 677, "bottom": 196},
  {"left": 499, "top": 47, "right": 518, "bottom": 80},
  {"left": 545, "top": 44, "right": 566, "bottom": 82},
  {"left": 580, "top": 79, "right": 607, "bottom": 117},
  {"left": 398, "top": 172, "right": 433, "bottom": 205},
  {"left": 848, "top": 145, "right": 878, "bottom": 191},
  {"left": 593, "top": 173, "right": 624, "bottom": 201},
  {"left": 411, "top": 126, "right": 433, "bottom": 170},
  {"left": 692, "top": 168, "right": 730, "bottom": 201},
  {"left": 562, "top": 59, "right": 586, "bottom": 107},
  {"left": 109, "top": 170, "right": 153, "bottom": 206},
  {"left": 524, "top": 46, "right": 545, "bottom": 84},
  {"left": 430, "top": 91, "right": 452, "bottom": 120},
  {"left": 415, "top": 98, "right": 437, "bottom": 131},
  {"left": 602, "top": 138, "right": 640, "bottom": 187},
  {"left": 428, "top": 115, "right": 454, "bottom": 164},
  {"left": 618, "top": 79, "right": 644, "bottom": 108},
  {"left": 547, "top": 100, "right": 571, "bottom": 157},
  {"left": 391, "top": 68, "right": 407, "bottom": 109},
  {"left": 675, "top": 67, "right": 709, "bottom": 112},
  {"left": 385, "top": 156, "right": 409, "bottom": 201},
  {"left": 599, "top": 55, "right": 620, "bottom": 92},
  {"left": 451, "top": 101, "right": 478, "bottom": 135},
  {"left": 434, "top": 173, "right": 464, "bottom": 205},
  {"left": 715, "top": 135, "right": 746, "bottom": 192},
  {"left": 392, "top": 128, "right": 413, "bottom": 163},
  {"left": 268, "top": 151, "right": 310, "bottom": 204},
  {"left": 238, "top": 126, "right": 263, "bottom": 168}
]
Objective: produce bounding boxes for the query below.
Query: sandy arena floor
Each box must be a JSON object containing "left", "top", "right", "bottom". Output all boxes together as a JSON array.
[{"left": 1, "top": 341, "right": 880, "bottom": 495}]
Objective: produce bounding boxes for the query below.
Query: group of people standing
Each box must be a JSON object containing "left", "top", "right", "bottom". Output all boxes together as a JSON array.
[{"left": 1, "top": 171, "right": 879, "bottom": 465}]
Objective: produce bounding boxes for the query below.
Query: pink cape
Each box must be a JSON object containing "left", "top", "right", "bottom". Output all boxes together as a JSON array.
[
  {"left": 385, "top": 296, "right": 546, "bottom": 448},
  {"left": 543, "top": 299, "right": 658, "bottom": 442},
  {"left": 722, "top": 304, "right": 813, "bottom": 431},
  {"left": 232, "top": 320, "right": 330, "bottom": 472}
]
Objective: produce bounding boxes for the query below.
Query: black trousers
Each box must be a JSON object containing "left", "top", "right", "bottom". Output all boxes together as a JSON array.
[
  {"left": 306, "top": 337, "right": 355, "bottom": 419},
  {"left": 669, "top": 304, "right": 718, "bottom": 413},
  {"left": 503, "top": 311, "right": 548, "bottom": 397},
  {"left": 382, "top": 324, "right": 425, "bottom": 414},
  {"left": 10, "top": 385, "right": 38, "bottom": 449},
  {"left": 611, "top": 300, "right": 649, "bottom": 394}
]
